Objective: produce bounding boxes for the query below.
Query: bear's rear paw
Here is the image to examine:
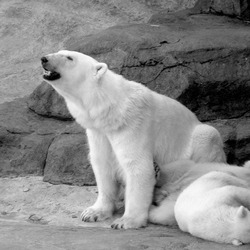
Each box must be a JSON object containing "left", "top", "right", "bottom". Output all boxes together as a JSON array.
[
  {"left": 81, "top": 206, "right": 112, "bottom": 222},
  {"left": 111, "top": 215, "right": 147, "bottom": 229},
  {"left": 148, "top": 205, "right": 177, "bottom": 226},
  {"left": 232, "top": 239, "right": 243, "bottom": 246}
]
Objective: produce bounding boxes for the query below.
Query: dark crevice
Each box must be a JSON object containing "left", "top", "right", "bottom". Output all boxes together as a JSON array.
[
  {"left": 28, "top": 107, "right": 74, "bottom": 121},
  {"left": 6, "top": 129, "right": 31, "bottom": 135},
  {"left": 200, "top": 110, "right": 250, "bottom": 122},
  {"left": 41, "top": 136, "right": 56, "bottom": 175}
]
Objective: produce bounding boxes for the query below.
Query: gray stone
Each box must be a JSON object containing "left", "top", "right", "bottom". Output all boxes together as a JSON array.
[
  {"left": 193, "top": 0, "right": 250, "bottom": 20},
  {"left": 235, "top": 118, "right": 250, "bottom": 164},
  {"left": 28, "top": 82, "right": 72, "bottom": 120},
  {"left": 149, "top": 0, "right": 250, "bottom": 23},
  {"left": 43, "top": 133, "right": 95, "bottom": 186},
  {"left": 207, "top": 118, "right": 250, "bottom": 165},
  {"left": 2, "top": 220, "right": 249, "bottom": 250},
  {"left": 0, "top": 132, "right": 53, "bottom": 176},
  {"left": 0, "top": 98, "right": 95, "bottom": 185},
  {"left": 0, "top": 98, "right": 65, "bottom": 177}
]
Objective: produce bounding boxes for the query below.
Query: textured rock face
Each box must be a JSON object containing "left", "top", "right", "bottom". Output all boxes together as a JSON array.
[
  {"left": 0, "top": 0, "right": 198, "bottom": 104},
  {"left": 44, "top": 132, "right": 95, "bottom": 186},
  {"left": 193, "top": 0, "right": 250, "bottom": 20},
  {"left": 28, "top": 82, "right": 72, "bottom": 120},
  {"left": 0, "top": 98, "right": 94, "bottom": 186},
  {"left": 2, "top": 6, "right": 250, "bottom": 185}
]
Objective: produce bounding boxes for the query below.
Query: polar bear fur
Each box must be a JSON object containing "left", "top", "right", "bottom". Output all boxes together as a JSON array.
[
  {"left": 41, "top": 50, "right": 226, "bottom": 229},
  {"left": 175, "top": 170, "right": 250, "bottom": 245},
  {"left": 149, "top": 160, "right": 250, "bottom": 226}
]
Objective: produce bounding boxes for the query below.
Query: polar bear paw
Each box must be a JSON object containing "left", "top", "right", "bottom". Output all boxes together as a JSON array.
[
  {"left": 111, "top": 215, "right": 147, "bottom": 229},
  {"left": 148, "top": 205, "right": 177, "bottom": 226},
  {"left": 81, "top": 206, "right": 112, "bottom": 222},
  {"left": 232, "top": 239, "right": 243, "bottom": 246}
]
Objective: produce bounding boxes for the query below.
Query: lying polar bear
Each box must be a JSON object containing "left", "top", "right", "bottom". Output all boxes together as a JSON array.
[
  {"left": 149, "top": 160, "right": 250, "bottom": 227},
  {"left": 175, "top": 169, "right": 250, "bottom": 245},
  {"left": 41, "top": 50, "right": 226, "bottom": 229}
]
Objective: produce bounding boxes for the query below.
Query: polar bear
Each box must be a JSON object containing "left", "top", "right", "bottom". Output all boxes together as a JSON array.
[
  {"left": 174, "top": 171, "right": 250, "bottom": 245},
  {"left": 41, "top": 50, "right": 226, "bottom": 229},
  {"left": 149, "top": 160, "right": 250, "bottom": 227}
]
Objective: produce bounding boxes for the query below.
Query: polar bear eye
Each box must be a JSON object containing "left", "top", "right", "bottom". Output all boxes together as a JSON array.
[{"left": 66, "top": 56, "right": 73, "bottom": 61}]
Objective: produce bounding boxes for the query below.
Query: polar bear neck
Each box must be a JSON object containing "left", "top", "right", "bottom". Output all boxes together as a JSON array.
[
  {"left": 89, "top": 70, "right": 151, "bottom": 132},
  {"left": 66, "top": 70, "right": 151, "bottom": 132}
]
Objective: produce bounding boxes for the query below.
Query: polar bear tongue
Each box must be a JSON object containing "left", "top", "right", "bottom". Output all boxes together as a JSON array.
[{"left": 43, "top": 70, "right": 61, "bottom": 81}]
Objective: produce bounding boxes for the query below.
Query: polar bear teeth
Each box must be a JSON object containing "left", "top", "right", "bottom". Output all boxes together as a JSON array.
[
  {"left": 43, "top": 69, "right": 61, "bottom": 81},
  {"left": 44, "top": 70, "right": 52, "bottom": 76}
]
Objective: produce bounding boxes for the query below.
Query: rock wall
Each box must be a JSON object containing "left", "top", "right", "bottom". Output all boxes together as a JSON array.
[
  {"left": 0, "top": 99, "right": 95, "bottom": 185},
  {"left": 1, "top": 0, "right": 249, "bottom": 185}
]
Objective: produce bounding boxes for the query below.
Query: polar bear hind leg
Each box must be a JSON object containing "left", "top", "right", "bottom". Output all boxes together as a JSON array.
[{"left": 190, "top": 124, "right": 226, "bottom": 163}]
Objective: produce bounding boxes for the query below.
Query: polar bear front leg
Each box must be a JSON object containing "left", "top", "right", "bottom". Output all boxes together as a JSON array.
[
  {"left": 110, "top": 145, "right": 155, "bottom": 229},
  {"left": 81, "top": 129, "right": 119, "bottom": 222}
]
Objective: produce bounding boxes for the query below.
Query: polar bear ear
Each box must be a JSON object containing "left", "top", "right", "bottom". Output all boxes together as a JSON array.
[
  {"left": 95, "top": 63, "right": 108, "bottom": 79},
  {"left": 236, "top": 206, "right": 249, "bottom": 218}
]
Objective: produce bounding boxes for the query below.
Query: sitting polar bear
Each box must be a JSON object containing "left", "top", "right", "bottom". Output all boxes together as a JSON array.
[
  {"left": 41, "top": 50, "right": 226, "bottom": 229},
  {"left": 175, "top": 169, "right": 250, "bottom": 245}
]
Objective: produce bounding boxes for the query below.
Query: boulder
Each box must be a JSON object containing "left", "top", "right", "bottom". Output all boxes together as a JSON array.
[
  {"left": 0, "top": 98, "right": 94, "bottom": 185},
  {"left": 149, "top": 0, "right": 250, "bottom": 22},
  {"left": 28, "top": 82, "right": 72, "bottom": 120},
  {"left": 208, "top": 118, "right": 250, "bottom": 165},
  {"left": 43, "top": 130, "right": 95, "bottom": 186},
  {"left": 193, "top": 0, "right": 250, "bottom": 20}
]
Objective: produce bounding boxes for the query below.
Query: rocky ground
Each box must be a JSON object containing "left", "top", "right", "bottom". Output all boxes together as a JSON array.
[{"left": 1, "top": 176, "right": 249, "bottom": 250}]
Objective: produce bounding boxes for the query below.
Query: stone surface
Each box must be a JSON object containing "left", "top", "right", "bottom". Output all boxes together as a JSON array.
[
  {"left": 150, "top": 0, "right": 250, "bottom": 22},
  {"left": 208, "top": 118, "right": 250, "bottom": 165},
  {"left": 0, "top": 98, "right": 94, "bottom": 185},
  {"left": 0, "top": 0, "right": 197, "bottom": 104},
  {"left": 1, "top": 176, "right": 250, "bottom": 250},
  {"left": 44, "top": 133, "right": 95, "bottom": 186},
  {"left": 193, "top": 0, "right": 250, "bottom": 20},
  {"left": 2, "top": 220, "right": 249, "bottom": 250},
  {"left": 28, "top": 82, "right": 72, "bottom": 120}
]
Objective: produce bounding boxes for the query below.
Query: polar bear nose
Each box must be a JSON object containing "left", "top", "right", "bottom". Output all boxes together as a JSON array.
[{"left": 41, "top": 56, "right": 48, "bottom": 64}]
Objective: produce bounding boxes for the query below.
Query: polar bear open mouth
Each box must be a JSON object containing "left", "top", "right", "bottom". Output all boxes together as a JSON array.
[{"left": 43, "top": 69, "right": 61, "bottom": 81}]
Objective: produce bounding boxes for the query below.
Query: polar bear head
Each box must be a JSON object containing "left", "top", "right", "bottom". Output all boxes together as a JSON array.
[
  {"left": 41, "top": 50, "right": 108, "bottom": 100},
  {"left": 233, "top": 206, "right": 250, "bottom": 245}
]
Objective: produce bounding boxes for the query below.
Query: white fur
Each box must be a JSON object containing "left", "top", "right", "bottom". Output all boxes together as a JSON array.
[
  {"left": 42, "top": 50, "right": 226, "bottom": 229},
  {"left": 149, "top": 160, "right": 250, "bottom": 227},
  {"left": 175, "top": 170, "right": 250, "bottom": 245}
]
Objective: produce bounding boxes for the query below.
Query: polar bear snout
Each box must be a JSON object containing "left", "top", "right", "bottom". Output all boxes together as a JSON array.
[
  {"left": 41, "top": 56, "right": 48, "bottom": 64},
  {"left": 41, "top": 55, "right": 61, "bottom": 81}
]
